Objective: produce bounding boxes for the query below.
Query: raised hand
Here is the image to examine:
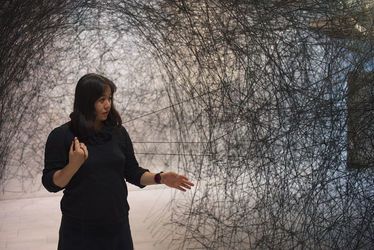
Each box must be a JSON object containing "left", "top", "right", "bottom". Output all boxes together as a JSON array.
[
  {"left": 69, "top": 137, "right": 88, "bottom": 168},
  {"left": 161, "top": 172, "right": 194, "bottom": 192}
]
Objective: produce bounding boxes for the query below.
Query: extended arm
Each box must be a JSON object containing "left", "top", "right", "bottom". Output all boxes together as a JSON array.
[
  {"left": 119, "top": 126, "right": 194, "bottom": 191},
  {"left": 140, "top": 171, "right": 194, "bottom": 192}
]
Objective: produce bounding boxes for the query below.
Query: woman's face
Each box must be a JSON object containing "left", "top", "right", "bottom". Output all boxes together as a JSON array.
[{"left": 94, "top": 85, "right": 112, "bottom": 122}]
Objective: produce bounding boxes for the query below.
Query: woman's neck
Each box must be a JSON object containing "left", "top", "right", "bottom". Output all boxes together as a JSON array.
[{"left": 94, "top": 120, "right": 104, "bottom": 131}]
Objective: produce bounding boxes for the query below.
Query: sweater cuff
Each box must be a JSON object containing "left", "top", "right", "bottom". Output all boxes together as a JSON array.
[
  {"left": 42, "top": 170, "right": 64, "bottom": 193},
  {"left": 136, "top": 169, "right": 150, "bottom": 188}
]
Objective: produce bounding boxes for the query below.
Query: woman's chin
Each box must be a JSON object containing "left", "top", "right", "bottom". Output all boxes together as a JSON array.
[{"left": 100, "top": 115, "right": 108, "bottom": 120}]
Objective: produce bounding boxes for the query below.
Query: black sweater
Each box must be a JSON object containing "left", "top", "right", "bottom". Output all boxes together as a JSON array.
[{"left": 42, "top": 122, "right": 149, "bottom": 224}]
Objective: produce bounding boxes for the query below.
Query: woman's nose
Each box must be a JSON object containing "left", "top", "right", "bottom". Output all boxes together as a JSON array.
[{"left": 104, "top": 100, "right": 111, "bottom": 108}]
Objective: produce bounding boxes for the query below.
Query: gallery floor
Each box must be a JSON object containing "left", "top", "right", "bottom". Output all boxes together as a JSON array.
[{"left": 0, "top": 186, "right": 176, "bottom": 250}]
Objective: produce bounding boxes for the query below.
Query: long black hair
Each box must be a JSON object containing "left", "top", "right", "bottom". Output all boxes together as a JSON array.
[{"left": 69, "top": 73, "right": 122, "bottom": 140}]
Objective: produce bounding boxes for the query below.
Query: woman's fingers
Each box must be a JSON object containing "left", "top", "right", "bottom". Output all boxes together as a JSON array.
[
  {"left": 180, "top": 182, "right": 192, "bottom": 190},
  {"left": 180, "top": 176, "right": 194, "bottom": 186},
  {"left": 176, "top": 186, "right": 186, "bottom": 192},
  {"left": 180, "top": 175, "right": 189, "bottom": 180},
  {"left": 80, "top": 143, "right": 88, "bottom": 159},
  {"left": 162, "top": 172, "right": 194, "bottom": 192},
  {"left": 174, "top": 176, "right": 193, "bottom": 191},
  {"left": 178, "top": 175, "right": 194, "bottom": 186},
  {"left": 69, "top": 140, "right": 74, "bottom": 153},
  {"left": 71, "top": 138, "right": 88, "bottom": 159},
  {"left": 68, "top": 138, "right": 88, "bottom": 167},
  {"left": 74, "top": 137, "right": 80, "bottom": 152},
  {"left": 182, "top": 179, "right": 194, "bottom": 187}
]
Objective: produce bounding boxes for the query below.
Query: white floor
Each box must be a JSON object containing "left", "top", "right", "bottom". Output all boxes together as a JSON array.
[{"left": 0, "top": 186, "right": 175, "bottom": 250}]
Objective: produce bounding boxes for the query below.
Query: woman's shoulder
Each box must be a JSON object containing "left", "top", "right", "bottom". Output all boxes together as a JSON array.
[
  {"left": 111, "top": 124, "right": 131, "bottom": 143},
  {"left": 48, "top": 122, "right": 74, "bottom": 140},
  {"left": 116, "top": 124, "right": 129, "bottom": 136}
]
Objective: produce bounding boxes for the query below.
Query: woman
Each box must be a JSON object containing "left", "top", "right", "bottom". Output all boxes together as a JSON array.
[{"left": 42, "top": 73, "right": 194, "bottom": 250}]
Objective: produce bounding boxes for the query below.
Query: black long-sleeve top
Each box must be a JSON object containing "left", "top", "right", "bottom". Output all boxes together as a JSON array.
[{"left": 42, "top": 122, "right": 149, "bottom": 224}]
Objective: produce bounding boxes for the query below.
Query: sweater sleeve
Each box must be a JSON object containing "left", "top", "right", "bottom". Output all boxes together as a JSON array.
[
  {"left": 120, "top": 126, "right": 149, "bottom": 188},
  {"left": 41, "top": 127, "right": 69, "bottom": 193}
]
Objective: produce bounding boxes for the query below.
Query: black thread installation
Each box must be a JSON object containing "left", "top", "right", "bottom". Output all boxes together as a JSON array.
[{"left": 1, "top": 1, "right": 374, "bottom": 249}]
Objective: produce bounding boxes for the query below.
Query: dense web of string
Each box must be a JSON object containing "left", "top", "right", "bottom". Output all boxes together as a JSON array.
[{"left": 1, "top": 0, "right": 374, "bottom": 249}]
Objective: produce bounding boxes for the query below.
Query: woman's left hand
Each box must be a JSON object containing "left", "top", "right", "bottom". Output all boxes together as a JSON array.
[{"left": 161, "top": 172, "right": 194, "bottom": 192}]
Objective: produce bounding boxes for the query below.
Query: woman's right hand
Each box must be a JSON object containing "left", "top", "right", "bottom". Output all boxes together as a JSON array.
[
  {"left": 68, "top": 137, "right": 88, "bottom": 168},
  {"left": 52, "top": 137, "right": 89, "bottom": 188}
]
